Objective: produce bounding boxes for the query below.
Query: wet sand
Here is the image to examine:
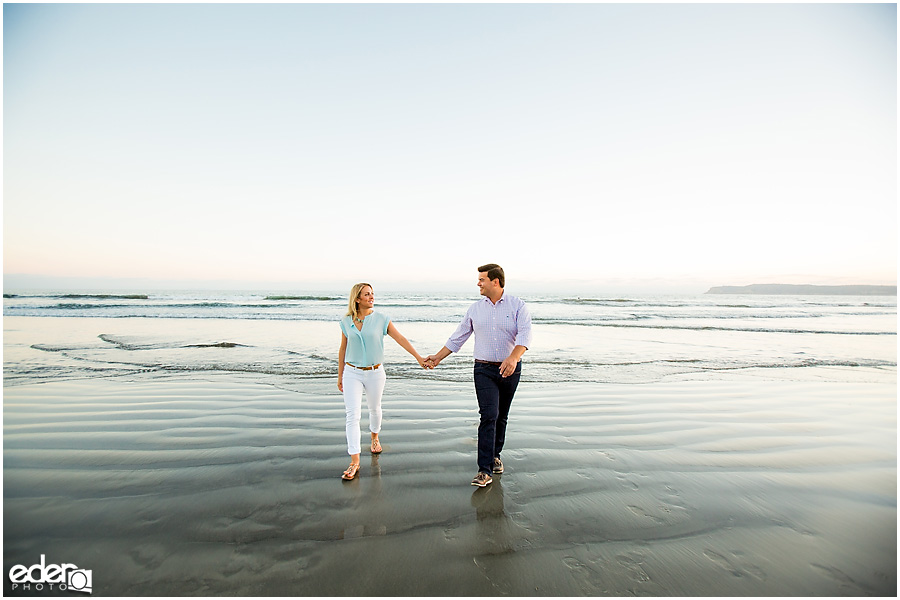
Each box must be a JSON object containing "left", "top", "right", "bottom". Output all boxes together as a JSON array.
[{"left": 3, "top": 368, "right": 896, "bottom": 596}]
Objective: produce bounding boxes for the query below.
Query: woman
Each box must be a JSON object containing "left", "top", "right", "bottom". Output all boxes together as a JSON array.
[{"left": 338, "top": 282, "right": 425, "bottom": 480}]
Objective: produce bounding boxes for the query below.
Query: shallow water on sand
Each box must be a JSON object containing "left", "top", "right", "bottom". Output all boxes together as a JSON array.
[{"left": 4, "top": 365, "right": 896, "bottom": 595}]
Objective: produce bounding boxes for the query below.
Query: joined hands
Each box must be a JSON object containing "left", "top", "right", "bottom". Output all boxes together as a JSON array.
[{"left": 414, "top": 355, "right": 440, "bottom": 369}]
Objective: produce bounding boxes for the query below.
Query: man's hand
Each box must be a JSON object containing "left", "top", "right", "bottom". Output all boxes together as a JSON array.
[
  {"left": 499, "top": 356, "right": 518, "bottom": 378},
  {"left": 500, "top": 346, "right": 527, "bottom": 377},
  {"left": 424, "top": 347, "right": 452, "bottom": 370}
]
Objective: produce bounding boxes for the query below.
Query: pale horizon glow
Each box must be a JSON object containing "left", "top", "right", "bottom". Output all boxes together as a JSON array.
[{"left": 3, "top": 3, "right": 897, "bottom": 295}]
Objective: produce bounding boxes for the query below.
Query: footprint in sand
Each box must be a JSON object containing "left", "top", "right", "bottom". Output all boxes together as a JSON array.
[
  {"left": 626, "top": 505, "right": 664, "bottom": 524},
  {"left": 614, "top": 473, "right": 641, "bottom": 490},
  {"left": 616, "top": 553, "right": 650, "bottom": 583},
  {"left": 662, "top": 485, "right": 690, "bottom": 510},
  {"left": 703, "top": 549, "right": 766, "bottom": 580},
  {"left": 810, "top": 563, "right": 868, "bottom": 593},
  {"left": 129, "top": 544, "right": 168, "bottom": 569},
  {"left": 563, "top": 556, "right": 608, "bottom": 593}
]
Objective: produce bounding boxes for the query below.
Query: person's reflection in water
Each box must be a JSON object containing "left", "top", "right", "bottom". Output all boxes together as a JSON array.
[
  {"left": 339, "top": 454, "right": 387, "bottom": 539},
  {"left": 368, "top": 453, "right": 382, "bottom": 484},
  {"left": 470, "top": 478, "right": 515, "bottom": 555}
]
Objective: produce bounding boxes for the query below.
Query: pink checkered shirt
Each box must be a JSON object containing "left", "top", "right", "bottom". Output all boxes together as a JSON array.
[{"left": 445, "top": 293, "right": 532, "bottom": 362}]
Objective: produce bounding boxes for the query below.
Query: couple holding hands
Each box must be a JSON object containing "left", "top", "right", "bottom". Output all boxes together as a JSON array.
[{"left": 337, "top": 264, "right": 533, "bottom": 487}]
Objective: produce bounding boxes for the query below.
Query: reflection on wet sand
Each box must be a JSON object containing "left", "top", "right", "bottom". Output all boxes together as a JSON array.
[
  {"left": 339, "top": 455, "right": 387, "bottom": 540},
  {"left": 471, "top": 477, "right": 516, "bottom": 556}
]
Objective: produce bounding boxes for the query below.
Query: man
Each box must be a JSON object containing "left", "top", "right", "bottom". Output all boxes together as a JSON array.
[{"left": 425, "top": 264, "right": 533, "bottom": 487}]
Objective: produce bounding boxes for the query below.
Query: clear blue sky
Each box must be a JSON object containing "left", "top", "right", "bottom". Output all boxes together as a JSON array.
[{"left": 4, "top": 3, "right": 897, "bottom": 293}]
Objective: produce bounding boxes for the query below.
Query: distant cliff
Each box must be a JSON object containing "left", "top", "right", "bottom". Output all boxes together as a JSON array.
[{"left": 706, "top": 284, "right": 896, "bottom": 296}]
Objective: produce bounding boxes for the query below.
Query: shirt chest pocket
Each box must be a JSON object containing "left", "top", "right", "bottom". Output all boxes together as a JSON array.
[{"left": 495, "top": 313, "right": 515, "bottom": 334}]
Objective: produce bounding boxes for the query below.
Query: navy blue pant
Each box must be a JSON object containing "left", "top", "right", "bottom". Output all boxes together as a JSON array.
[{"left": 473, "top": 361, "right": 521, "bottom": 474}]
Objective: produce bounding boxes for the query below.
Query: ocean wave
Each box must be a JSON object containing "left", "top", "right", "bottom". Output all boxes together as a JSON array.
[
  {"left": 18, "top": 300, "right": 454, "bottom": 312},
  {"left": 5, "top": 293, "right": 151, "bottom": 300},
  {"left": 4, "top": 309, "right": 463, "bottom": 323},
  {"left": 6, "top": 308, "right": 891, "bottom": 331},
  {"left": 97, "top": 334, "right": 168, "bottom": 351},
  {"left": 701, "top": 358, "right": 897, "bottom": 371},
  {"left": 57, "top": 294, "right": 150, "bottom": 300},
  {"left": 23, "top": 356, "right": 894, "bottom": 384},
  {"left": 524, "top": 356, "right": 896, "bottom": 369},
  {"left": 533, "top": 310, "right": 895, "bottom": 324},
  {"left": 264, "top": 295, "right": 339, "bottom": 301},
  {"left": 44, "top": 303, "right": 131, "bottom": 310},
  {"left": 531, "top": 319, "right": 895, "bottom": 336},
  {"left": 30, "top": 344, "right": 80, "bottom": 353},
  {"left": 526, "top": 358, "right": 703, "bottom": 366},
  {"left": 40, "top": 301, "right": 300, "bottom": 310},
  {"left": 558, "top": 298, "right": 636, "bottom": 305},
  {"left": 804, "top": 301, "right": 897, "bottom": 308}
]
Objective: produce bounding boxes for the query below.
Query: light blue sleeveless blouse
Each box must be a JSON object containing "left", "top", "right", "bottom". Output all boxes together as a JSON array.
[{"left": 339, "top": 312, "right": 390, "bottom": 367}]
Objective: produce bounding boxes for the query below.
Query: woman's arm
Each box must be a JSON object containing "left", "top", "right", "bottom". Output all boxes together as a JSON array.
[
  {"left": 338, "top": 333, "right": 348, "bottom": 391},
  {"left": 386, "top": 322, "right": 425, "bottom": 367}
]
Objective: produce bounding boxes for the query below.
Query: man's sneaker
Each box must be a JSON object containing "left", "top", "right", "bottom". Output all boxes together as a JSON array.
[
  {"left": 492, "top": 457, "right": 504, "bottom": 474},
  {"left": 471, "top": 472, "right": 493, "bottom": 487}
]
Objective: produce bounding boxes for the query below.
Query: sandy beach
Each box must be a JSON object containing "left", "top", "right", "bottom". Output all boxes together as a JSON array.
[{"left": 4, "top": 363, "right": 895, "bottom": 595}]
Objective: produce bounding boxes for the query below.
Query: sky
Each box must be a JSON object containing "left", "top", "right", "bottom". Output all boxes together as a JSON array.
[{"left": 3, "top": 2, "right": 897, "bottom": 294}]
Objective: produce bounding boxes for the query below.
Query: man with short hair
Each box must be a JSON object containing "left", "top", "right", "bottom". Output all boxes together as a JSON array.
[{"left": 425, "top": 264, "right": 533, "bottom": 487}]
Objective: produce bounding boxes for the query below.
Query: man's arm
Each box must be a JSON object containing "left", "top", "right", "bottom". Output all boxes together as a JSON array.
[
  {"left": 426, "top": 307, "right": 474, "bottom": 368},
  {"left": 424, "top": 346, "right": 453, "bottom": 369}
]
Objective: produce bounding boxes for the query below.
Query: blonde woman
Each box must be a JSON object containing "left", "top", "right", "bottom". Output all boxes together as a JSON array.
[{"left": 337, "top": 282, "right": 425, "bottom": 480}]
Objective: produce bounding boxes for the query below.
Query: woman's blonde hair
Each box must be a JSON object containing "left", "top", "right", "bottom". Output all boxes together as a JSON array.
[{"left": 346, "top": 282, "right": 373, "bottom": 321}]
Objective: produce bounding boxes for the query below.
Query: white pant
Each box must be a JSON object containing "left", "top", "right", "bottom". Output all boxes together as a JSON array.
[{"left": 342, "top": 364, "right": 386, "bottom": 455}]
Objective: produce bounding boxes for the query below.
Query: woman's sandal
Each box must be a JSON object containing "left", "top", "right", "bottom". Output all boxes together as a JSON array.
[
  {"left": 342, "top": 463, "right": 360, "bottom": 480},
  {"left": 371, "top": 438, "right": 382, "bottom": 454}
]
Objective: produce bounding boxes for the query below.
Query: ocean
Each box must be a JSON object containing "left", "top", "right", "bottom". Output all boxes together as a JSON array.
[{"left": 3, "top": 290, "right": 896, "bottom": 388}]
